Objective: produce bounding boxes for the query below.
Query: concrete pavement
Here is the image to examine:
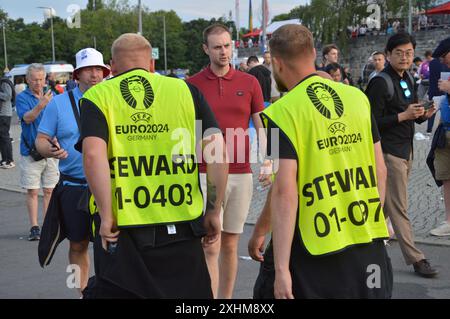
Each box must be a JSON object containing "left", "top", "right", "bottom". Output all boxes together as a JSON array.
[{"left": 1, "top": 189, "right": 450, "bottom": 299}]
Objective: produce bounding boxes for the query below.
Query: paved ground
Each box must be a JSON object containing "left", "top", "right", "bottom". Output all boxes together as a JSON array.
[
  {"left": 1, "top": 113, "right": 449, "bottom": 299},
  {"left": 1, "top": 190, "right": 450, "bottom": 299}
]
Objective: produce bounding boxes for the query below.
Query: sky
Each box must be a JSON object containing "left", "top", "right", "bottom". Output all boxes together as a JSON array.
[{"left": 0, "top": 0, "right": 307, "bottom": 28}]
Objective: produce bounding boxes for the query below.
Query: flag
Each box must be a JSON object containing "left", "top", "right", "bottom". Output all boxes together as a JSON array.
[
  {"left": 235, "top": 0, "right": 240, "bottom": 38},
  {"left": 249, "top": 0, "right": 253, "bottom": 32},
  {"left": 264, "top": 0, "right": 269, "bottom": 28}
]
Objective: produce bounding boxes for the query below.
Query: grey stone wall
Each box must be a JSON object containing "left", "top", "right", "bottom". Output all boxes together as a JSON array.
[
  {"left": 340, "top": 28, "right": 449, "bottom": 82},
  {"left": 236, "top": 28, "right": 449, "bottom": 82}
]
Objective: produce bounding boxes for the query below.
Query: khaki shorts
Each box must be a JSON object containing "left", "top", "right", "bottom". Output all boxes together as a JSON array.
[
  {"left": 200, "top": 173, "right": 253, "bottom": 234},
  {"left": 20, "top": 155, "right": 59, "bottom": 190},
  {"left": 434, "top": 131, "right": 450, "bottom": 181}
]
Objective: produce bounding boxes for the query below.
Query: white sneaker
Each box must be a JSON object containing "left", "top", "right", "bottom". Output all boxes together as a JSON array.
[
  {"left": 1, "top": 162, "right": 15, "bottom": 169},
  {"left": 430, "top": 221, "right": 450, "bottom": 237}
]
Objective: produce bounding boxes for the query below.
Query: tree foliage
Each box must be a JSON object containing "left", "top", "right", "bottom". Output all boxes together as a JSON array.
[
  {"left": 1, "top": 0, "right": 444, "bottom": 74},
  {"left": 271, "top": 0, "right": 440, "bottom": 49},
  {"left": 0, "top": 1, "right": 238, "bottom": 75}
]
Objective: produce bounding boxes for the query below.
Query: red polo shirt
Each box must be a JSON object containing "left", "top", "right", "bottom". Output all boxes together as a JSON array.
[{"left": 188, "top": 65, "right": 264, "bottom": 174}]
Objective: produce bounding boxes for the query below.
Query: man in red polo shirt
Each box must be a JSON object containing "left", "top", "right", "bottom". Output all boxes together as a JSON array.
[{"left": 188, "top": 24, "right": 270, "bottom": 299}]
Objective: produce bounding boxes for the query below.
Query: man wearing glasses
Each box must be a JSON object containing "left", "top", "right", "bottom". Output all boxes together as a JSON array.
[{"left": 366, "top": 32, "right": 437, "bottom": 278}]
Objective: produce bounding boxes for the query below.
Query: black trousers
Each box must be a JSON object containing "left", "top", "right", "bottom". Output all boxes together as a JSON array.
[
  {"left": 0, "top": 116, "right": 13, "bottom": 163},
  {"left": 427, "top": 113, "right": 437, "bottom": 133}
]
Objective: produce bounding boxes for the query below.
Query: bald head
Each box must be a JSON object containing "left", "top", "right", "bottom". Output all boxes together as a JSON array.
[{"left": 111, "top": 33, "right": 153, "bottom": 75}]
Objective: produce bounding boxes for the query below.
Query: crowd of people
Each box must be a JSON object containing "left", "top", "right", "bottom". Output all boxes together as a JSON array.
[
  {"left": 0, "top": 22, "right": 449, "bottom": 299},
  {"left": 347, "top": 14, "right": 449, "bottom": 38}
]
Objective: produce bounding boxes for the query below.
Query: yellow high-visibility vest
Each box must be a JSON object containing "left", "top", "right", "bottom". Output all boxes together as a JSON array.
[
  {"left": 262, "top": 75, "right": 388, "bottom": 256},
  {"left": 81, "top": 69, "right": 203, "bottom": 227}
]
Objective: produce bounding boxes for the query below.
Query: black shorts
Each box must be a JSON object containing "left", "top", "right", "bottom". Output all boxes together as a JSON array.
[
  {"left": 254, "top": 234, "right": 393, "bottom": 299},
  {"left": 90, "top": 217, "right": 212, "bottom": 299},
  {"left": 59, "top": 185, "right": 91, "bottom": 242}
]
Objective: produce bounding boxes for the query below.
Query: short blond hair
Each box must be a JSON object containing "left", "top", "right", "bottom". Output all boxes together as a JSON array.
[
  {"left": 269, "top": 24, "right": 314, "bottom": 61},
  {"left": 203, "top": 24, "right": 231, "bottom": 45},
  {"left": 111, "top": 33, "right": 152, "bottom": 57}
]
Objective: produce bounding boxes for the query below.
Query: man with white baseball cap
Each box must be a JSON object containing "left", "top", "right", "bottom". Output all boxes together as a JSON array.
[{"left": 35, "top": 48, "right": 109, "bottom": 296}]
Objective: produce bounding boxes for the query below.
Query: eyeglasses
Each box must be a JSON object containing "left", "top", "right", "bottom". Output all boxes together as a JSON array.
[
  {"left": 400, "top": 80, "right": 411, "bottom": 99},
  {"left": 393, "top": 50, "right": 414, "bottom": 58}
]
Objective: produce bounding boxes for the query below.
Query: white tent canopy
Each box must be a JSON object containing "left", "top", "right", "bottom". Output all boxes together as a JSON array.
[{"left": 266, "top": 19, "right": 301, "bottom": 34}]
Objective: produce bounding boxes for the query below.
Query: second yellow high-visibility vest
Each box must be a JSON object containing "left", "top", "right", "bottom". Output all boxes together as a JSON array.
[
  {"left": 81, "top": 69, "right": 203, "bottom": 227},
  {"left": 262, "top": 75, "right": 388, "bottom": 256}
]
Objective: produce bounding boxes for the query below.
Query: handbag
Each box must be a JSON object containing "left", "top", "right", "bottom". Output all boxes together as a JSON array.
[{"left": 22, "top": 135, "right": 45, "bottom": 161}]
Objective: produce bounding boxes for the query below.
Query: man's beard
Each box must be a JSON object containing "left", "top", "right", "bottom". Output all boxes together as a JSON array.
[{"left": 273, "top": 71, "right": 288, "bottom": 93}]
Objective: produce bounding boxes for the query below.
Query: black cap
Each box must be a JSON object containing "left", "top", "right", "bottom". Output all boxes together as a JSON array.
[{"left": 432, "top": 37, "right": 450, "bottom": 58}]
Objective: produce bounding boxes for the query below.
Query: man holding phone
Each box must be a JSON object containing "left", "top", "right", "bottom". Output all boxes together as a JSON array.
[
  {"left": 16, "top": 64, "right": 59, "bottom": 242},
  {"left": 366, "top": 33, "right": 438, "bottom": 278},
  {"left": 420, "top": 100, "right": 434, "bottom": 111},
  {"left": 35, "top": 48, "right": 110, "bottom": 296}
]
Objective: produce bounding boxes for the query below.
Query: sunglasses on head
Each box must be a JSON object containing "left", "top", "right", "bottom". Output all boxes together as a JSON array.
[{"left": 400, "top": 80, "right": 411, "bottom": 99}]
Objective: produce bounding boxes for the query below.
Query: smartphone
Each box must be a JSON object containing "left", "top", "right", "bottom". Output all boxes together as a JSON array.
[
  {"left": 43, "top": 86, "right": 49, "bottom": 94},
  {"left": 420, "top": 100, "right": 434, "bottom": 110},
  {"left": 48, "top": 139, "right": 60, "bottom": 150}
]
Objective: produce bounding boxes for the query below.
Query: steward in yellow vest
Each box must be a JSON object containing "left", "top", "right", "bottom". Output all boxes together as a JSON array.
[
  {"left": 249, "top": 25, "right": 393, "bottom": 299},
  {"left": 83, "top": 68, "right": 203, "bottom": 227},
  {"left": 78, "top": 33, "right": 228, "bottom": 298},
  {"left": 262, "top": 74, "right": 388, "bottom": 256}
]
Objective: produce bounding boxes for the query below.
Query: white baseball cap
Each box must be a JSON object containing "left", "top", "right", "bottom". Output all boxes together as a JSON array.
[{"left": 73, "top": 48, "right": 110, "bottom": 79}]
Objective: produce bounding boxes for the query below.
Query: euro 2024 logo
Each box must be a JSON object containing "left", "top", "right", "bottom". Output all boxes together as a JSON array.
[
  {"left": 120, "top": 75, "right": 155, "bottom": 123},
  {"left": 307, "top": 82, "right": 346, "bottom": 135}
]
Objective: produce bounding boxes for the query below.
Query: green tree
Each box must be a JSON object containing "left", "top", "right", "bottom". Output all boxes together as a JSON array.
[
  {"left": 87, "top": 0, "right": 105, "bottom": 11},
  {"left": 142, "top": 10, "right": 187, "bottom": 72},
  {"left": 180, "top": 17, "right": 236, "bottom": 74},
  {"left": 181, "top": 18, "right": 212, "bottom": 73}
]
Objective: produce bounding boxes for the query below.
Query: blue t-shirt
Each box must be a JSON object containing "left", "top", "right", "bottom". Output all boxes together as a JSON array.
[
  {"left": 38, "top": 87, "right": 85, "bottom": 179},
  {"left": 16, "top": 88, "right": 45, "bottom": 156}
]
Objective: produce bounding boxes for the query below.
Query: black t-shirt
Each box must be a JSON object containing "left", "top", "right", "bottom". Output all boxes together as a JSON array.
[
  {"left": 78, "top": 79, "right": 220, "bottom": 241},
  {"left": 256, "top": 234, "right": 392, "bottom": 298}
]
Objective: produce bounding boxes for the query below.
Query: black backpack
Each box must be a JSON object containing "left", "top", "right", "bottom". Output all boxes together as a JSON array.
[
  {"left": 0, "top": 77, "right": 16, "bottom": 106},
  {"left": 366, "top": 70, "right": 415, "bottom": 102}
]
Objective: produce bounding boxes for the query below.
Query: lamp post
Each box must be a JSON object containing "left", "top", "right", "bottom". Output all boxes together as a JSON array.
[
  {"left": 163, "top": 15, "right": 167, "bottom": 74},
  {"left": 93, "top": 0, "right": 97, "bottom": 49},
  {"left": 408, "top": 0, "right": 412, "bottom": 34},
  {"left": 138, "top": 0, "right": 143, "bottom": 35},
  {"left": 2, "top": 20, "right": 8, "bottom": 73},
  {"left": 38, "top": 6, "right": 56, "bottom": 62},
  {"left": 261, "top": 0, "right": 267, "bottom": 54}
]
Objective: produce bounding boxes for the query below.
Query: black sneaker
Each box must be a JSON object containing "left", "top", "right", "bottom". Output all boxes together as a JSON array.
[
  {"left": 28, "top": 226, "right": 40, "bottom": 241},
  {"left": 413, "top": 259, "right": 438, "bottom": 278}
]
